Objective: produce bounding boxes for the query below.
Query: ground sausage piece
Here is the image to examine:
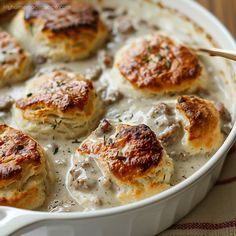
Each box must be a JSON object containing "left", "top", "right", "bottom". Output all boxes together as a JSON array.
[
  {"left": 85, "top": 66, "right": 102, "bottom": 81},
  {"left": 150, "top": 103, "right": 172, "bottom": 118},
  {"left": 98, "top": 176, "right": 113, "bottom": 190},
  {"left": 100, "top": 120, "right": 113, "bottom": 133},
  {"left": 0, "top": 96, "right": 14, "bottom": 111},
  {"left": 98, "top": 50, "right": 113, "bottom": 68},
  {"left": 114, "top": 16, "right": 136, "bottom": 34},
  {"left": 216, "top": 102, "right": 231, "bottom": 123}
]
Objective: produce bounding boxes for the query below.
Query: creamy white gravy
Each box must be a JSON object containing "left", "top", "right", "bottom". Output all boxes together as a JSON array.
[{"left": 0, "top": 0, "right": 233, "bottom": 212}]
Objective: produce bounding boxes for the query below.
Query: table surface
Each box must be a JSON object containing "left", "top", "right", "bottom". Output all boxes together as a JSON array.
[{"left": 197, "top": 0, "right": 236, "bottom": 38}]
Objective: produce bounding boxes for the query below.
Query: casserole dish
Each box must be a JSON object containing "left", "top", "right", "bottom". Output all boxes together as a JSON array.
[{"left": 0, "top": 0, "right": 236, "bottom": 235}]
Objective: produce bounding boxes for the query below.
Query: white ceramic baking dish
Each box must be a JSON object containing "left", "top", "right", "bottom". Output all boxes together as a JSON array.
[{"left": 1, "top": 0, "right": 236, "bottom": 235}]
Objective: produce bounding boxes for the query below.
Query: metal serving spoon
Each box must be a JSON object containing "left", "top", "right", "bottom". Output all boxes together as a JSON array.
[{"left": 192, "top": 47, "right": 236, "bottom": 61}]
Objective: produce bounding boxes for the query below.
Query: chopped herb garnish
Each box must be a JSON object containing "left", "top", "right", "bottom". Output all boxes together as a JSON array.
[
  {"left": 118, "top": 118, "right": 122, "bottom": 122},
  {"left": 15, "top": 145, "right": 24, "bottom": 152},
  {"left": 53, "top": 147, "right": 59, "bottom": 155},
  {"left": 103, "top": 135, "right": 106, "bottom": 145},
  {"left": 52, "top": 119, "right": 62, "bottom": 130},
  {"left": 56, "top": 81, "right": 65, "bottom": 87},
  {"left": 116, "top": 155, "right": 126, "bottom": 161},
  {"left": 107, "top": 138, "right": 113, "bottom": 145},
  {"left": 165, "top": 60, "right": 171, "bottom": 69},
  {"left": 157, "top": 53, "right": 163, "bottom": 60},
  {"left": 27, "top": 93, "right": 32, "bottom": 97},
  {"left": 147, "top": 46, "right": 151, "bottom": 52},
  {"left": 161, "top": 45, "right": 169, "bottom": 50},
  {"left": 142, "top": 56, "right": 150, "bottom": 64}
]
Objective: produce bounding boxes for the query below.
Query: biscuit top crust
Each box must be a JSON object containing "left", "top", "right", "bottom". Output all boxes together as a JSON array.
[
  {"left": 16, "top": 71, "right": 94, "bottom": 113},
  {"left": 79, "top": 123, "right": 164, "bottom": 182},
  {"left": 117, "top": 34, "right": 202, "bottom": 92},
  {"left": 0, "top": 31, "right": 26, "bottom": 70},
  {"left": 0, "top": 124, "right": 41, "bottom": 181},
  {"left": 176, "top": 95, "right": 219, "bottom": 141},
  {"left": 24, "top": 0, "right": 99, "bottom": 33}
]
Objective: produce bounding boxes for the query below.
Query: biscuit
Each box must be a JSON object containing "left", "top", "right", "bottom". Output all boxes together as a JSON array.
[
  {"left": 10, "top": 0, "right": 108, "bottom": 61},
  {"left": 0, "top": 124, "right": 47, "bottom": 209},
  {"left": 112, "top": 34, "right": 203, "bottom": 97},
  {"left": 176, "top": 95, "right": 223, "bottom": 154},
  {"left": 69, "top": 121, "right": 174, "bottom": 207},
  {"left": 14, "top": 70, "right": 101, "bottom": 139},
  {"left": 0, "top": 31, "right": 32, "bottom": 87}
]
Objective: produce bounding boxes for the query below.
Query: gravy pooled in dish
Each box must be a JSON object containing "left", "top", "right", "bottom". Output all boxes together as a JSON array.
[{"left": 0, "top": 0, "right": 233, "bottom": 212}]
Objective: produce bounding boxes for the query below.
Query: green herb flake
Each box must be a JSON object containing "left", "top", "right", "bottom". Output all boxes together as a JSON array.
[
  {"left": 147, "top": 46, "right": 152, "bottom": 52},
  {"left": 103, "top": 135, "right": 106, "bottom": 145},
  {"left": 157, "top": 53, "right": 163, "bottom": 61},
  {"left": 52, "top": 119, "right": 62, "bottom": 130},
  {"left": 27, "top": 93, "right": 33, "bottom": 97},
  {"left": 53, "top": 147, "right": 59, "bottom": 155},
  {"left": 56, "top": 81, "right": 66, "bottom": 87},
  {"left": 161, "top": 45, "right": 169, "bottom": 50},
  {"left": 165, "top": 60, "right": 171, "bottom": 69},
  {"left": 142, "top": 56, "right": 150, "bottom": 64}
]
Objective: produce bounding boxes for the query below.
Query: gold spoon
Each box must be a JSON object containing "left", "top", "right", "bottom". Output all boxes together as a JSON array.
[{"left": 192, "top": 47, "right": 236, "bottom": 61}]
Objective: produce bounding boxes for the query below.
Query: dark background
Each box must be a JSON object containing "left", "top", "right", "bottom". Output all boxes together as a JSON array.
[{"left": 197, "top": 0, "right": 236, "bottom": 38}]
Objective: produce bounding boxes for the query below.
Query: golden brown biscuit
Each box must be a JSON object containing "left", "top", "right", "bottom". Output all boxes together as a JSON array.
[
  {"left": 0, "top": 0, "right": 34, "bottom": 15},
  {"left": 10, "top": 0, "right": 108, "bottom": 61},
  {"left": 14, "top": 70, "right": 101, "bottom": 138},
  {"left": 176, "top": 95, "right": 223, "bottom": 154},
  {"left": 0, "top": 31, "right": 32, "bottom": 87},
  {"left": 69, "top": 121, "right": 173, "bottom": 207},
  {"left": 112, "top": 34, "right": 203, "bottom": 97},
  {"left": 0, "top": 124, "right": 47, "bottom": 209}
]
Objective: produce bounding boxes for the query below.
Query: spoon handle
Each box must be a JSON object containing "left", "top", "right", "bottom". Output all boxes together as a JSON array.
[{"left": 196, "top": 47, "right": 236, "bottom": 61}]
